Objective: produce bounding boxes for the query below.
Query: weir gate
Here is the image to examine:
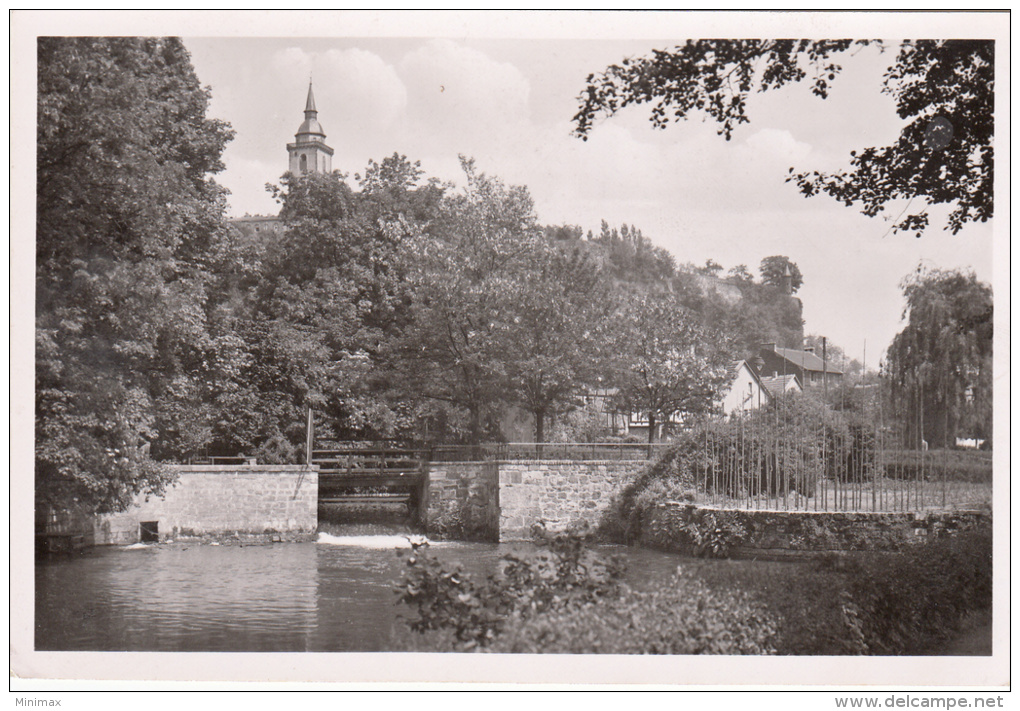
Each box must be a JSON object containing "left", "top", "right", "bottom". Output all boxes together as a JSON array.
[{"left": 312, "top": 448, "right": 428, "bottom": 518}]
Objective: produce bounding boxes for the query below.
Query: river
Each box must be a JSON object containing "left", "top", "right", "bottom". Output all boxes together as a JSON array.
[{"left": 35, "top": 532, "right": 688, "bottom": 652}]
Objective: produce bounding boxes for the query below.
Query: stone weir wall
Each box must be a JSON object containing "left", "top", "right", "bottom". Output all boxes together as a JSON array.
[
  {"left": 424, "top": 460, "right": 646, "bottom": 542},
  {"left": 498, "top": 460, "right": 646, "bottom": 540},
  {"left": 423, "top": 461, "right": 501, "bottom": 541},
  {"left": 93, "top": 465, "right": 318, "bottom": 545},
  {"left": 639, "top": 502, "right": 991, "bottom": 559}
]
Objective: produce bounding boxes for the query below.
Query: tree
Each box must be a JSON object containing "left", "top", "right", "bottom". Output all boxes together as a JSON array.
[
  {"left": 698, "top": 259, "right": 724, "bottom": 277},
  {"left": 759, "top": 255, "right": 803, "bottom": 294},
  {"left": 36, "top": 37, "right": 233, "bottom": 513},
  {"left": 392, "top": 158, "right": 543, "bottom": 444},
  {"left": 589, "top": 220, "right": 676, "bottom": 283},
  {"left": 726, "top": 264, "right": 754, "bottom": 283},
  {"left": 885, "top": 267, "right": 992, "bottom": 449},
  {"left": 209, "top": 165, "right": 429, "bottom": 459},
  {"left": 355, "top": 152, "right": 446, "bottom": 226},
  {"left": 610, "top": 291, "right": 732, "bottom": 444},
  {"left": 573, "top": 40, "right": 993, "bottom": 237},
  {"left": 501, "top": 243, "right": 615, "bottom": 442}
]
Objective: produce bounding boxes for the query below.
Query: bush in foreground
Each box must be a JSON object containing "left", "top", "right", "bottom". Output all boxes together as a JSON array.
[
  {"left": 395, "top": 524, "right": 777, "bottom": 654},
  {"left": 682, "top": 522, "right": 993, "bottom": 655},
  {"left": 395, "top": 523, "right": 625, "bottom": 648},
  {"left": 486, "top": 572, "right": 778, "bottom": 654},
  {"left": 395, "top": 522, "right": 990, "bottom": 655},
  {"left": 836, "top": 523, "right": 993, "bottom": 654}
]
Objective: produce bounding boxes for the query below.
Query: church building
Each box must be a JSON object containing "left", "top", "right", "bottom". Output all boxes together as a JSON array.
[
  {"left": 287, "top": 81, "right": 334, "bottom": 177},
  {"left": 229, "top": 82, "right": 332, "bottom": 234}
]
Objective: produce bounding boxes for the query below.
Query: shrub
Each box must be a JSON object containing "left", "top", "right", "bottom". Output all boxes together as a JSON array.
[
  {"left": 676, "top": 510, "right": 747, "bottom": 558},
  {"left": 679, "top": 523, "right": 993, "bottom": 655},
  {"left": 395, "top": 523, "right": 625, "bottom": 649},
  {"left": 603, "top": 395, "right": 882, "bottom": 540},
  {"left": 881, "top": 450, "right": 993, "bottom": 483},
  {"left": 838, "top": 523, "right": 992, "bottom": 654},
  {"left": 487, "top": 572, "right": 779, "bottom": 655}
]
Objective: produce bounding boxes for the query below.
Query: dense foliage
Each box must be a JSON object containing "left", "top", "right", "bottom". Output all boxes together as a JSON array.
[
  {"left": 486, "top": 572, "right": 777, "bottom": 655},
  {"left": 885, "top": 267, "right": 992, "bottom": 449},
  {"left": 395, "top": 526, "right": 778, "bottom": 654},
  {"left": 36, "top": 37, "right": 233, "bottom": 512},
  {"left": 608, "top": 290, "right": 733, "bottom": 444},
  {"left": 396, "top": 524, "right": 626, "bottom": 648},
  {"left": 398, "top": 522, "right": 990, "bottom": 655},
  {"left": 574, "top": 40, "right": 994, "bottom": 237},
  {"left": 677, "top": 521, "right": 992, "bottom": 655},
  {"left": 836, "top": 523, "right": 992, "bottom": 654}
]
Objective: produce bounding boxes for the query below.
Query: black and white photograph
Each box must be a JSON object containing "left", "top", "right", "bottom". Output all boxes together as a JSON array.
[{"left": 11, "top": 10, "right": 1009, "bottom": 693}]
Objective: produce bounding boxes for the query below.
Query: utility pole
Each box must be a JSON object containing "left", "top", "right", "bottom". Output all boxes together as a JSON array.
[
  {"left": 305, "top": 405, "right": 314, "bottom": 465},
  {"left": 822, "top": 336, "right": 828, "bottom": 401}
]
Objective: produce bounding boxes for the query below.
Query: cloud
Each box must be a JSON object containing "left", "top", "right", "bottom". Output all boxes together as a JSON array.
[
  {"left": 319, "top": 48, "right": 407, "bottom": 131},
  {"left": 218, "top": 155, "right": 279, "bottom": 218},
  {"left": 743, "top": 128, "right": 813, "bottom": 164},
  {"left": 271, "top": 46, "right": 312, "bottom": 78},
  {"left": 397, "top": 40, "right": 531, "bottom": 153}
]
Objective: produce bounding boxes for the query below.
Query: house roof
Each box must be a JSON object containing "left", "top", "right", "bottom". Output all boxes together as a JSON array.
[
  {"left": 725, "top": 360, "right": 746, "bottom": 379},
  {"left": 760, "top": 374, "right": 801, "bottom": 397},
  {"left": 725, "top": 360, "right": 769, "bottom": 392},
  {"left": 769, "top": 347, "right": 843, "bottom": 374}
]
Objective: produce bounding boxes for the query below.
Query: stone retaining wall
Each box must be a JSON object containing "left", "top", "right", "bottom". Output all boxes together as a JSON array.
[
  {"left": 424, "top": 461, "right": 500, "bottom": 540},
  {"left": 93, "top": 465, "right": 318, "bottom": 545},
  {"left": 497, "top": 460, "right": 646, "bottom": 540},
  {"left": 639, "top": 501, "right": 990, "bottom": 559},
  {"left": 423, "top": 459, "right": 646, "bottom": 542}
]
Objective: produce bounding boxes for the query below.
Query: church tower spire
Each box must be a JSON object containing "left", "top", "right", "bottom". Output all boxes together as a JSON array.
[{"left": 287, "top": 80, "right": 334, "bottom": 176}]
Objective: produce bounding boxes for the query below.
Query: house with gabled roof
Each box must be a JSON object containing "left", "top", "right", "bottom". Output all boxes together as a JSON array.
[
  {"left": 759, "top": 343, "right": 843, "bottom": 388},
  {"left": 719, "top": 359, "right": 772, "bottom": 415}
]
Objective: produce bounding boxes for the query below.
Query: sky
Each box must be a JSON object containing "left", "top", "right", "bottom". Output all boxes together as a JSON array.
[{"left": 174, "top": 14, "right": 1000, "bottom": 369}]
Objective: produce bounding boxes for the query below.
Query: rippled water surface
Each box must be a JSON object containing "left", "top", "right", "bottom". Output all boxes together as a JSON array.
[{"left": 35, "top": 535, "right": 686, "bottom": 652}]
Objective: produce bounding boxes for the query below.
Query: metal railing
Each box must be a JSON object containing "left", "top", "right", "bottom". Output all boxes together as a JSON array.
[
  {"left": 678, "top": 418, "right": 992, "bottom": 513},
  {"left": 429, "top": 442, "right": 671, "bottom": 462}
]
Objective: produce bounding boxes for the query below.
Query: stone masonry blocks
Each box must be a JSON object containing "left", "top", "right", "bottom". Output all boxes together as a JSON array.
[
  {"left": 638, "top": 501, "right": 990, "bottom": 558},
  {"left": 93, "top": 465, "right": 318, "bottom": 545}
]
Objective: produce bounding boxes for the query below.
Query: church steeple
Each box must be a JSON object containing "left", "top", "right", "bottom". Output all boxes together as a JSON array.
[
  {"left": 304, "top": 80, "right": 317, "bottom": 113},
  {"left": 287, "top": 80, "right": 334, "bottom": 176}
]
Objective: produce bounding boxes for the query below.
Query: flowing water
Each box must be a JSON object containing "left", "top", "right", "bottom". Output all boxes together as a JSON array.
[{"left": 35, "top": 513, "right": 687, "bottom": 652}]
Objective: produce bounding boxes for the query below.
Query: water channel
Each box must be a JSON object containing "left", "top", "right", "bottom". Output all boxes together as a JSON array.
[{"left": 35, "top": 522, "right": 688, "bottom": 652}]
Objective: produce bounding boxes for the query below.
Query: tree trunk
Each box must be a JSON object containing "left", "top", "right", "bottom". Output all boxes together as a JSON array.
[
  {"left": 534, "top": 409, "right": 546, "bottom": 444},
  {"left": 468, "top": 404, "right": 483, "bottom": 446},
  {"left": 647, "top": 413, "right": 657, "bottom": 445}
]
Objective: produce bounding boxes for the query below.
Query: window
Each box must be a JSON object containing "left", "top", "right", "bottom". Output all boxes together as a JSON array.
[{"left": 300, "top": 154, "right": 307, "bottom": 173}]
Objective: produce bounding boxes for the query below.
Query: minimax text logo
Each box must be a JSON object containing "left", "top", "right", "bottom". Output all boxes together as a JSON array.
[{"left": 15, "top": 700, "right": 61, "bottom": 707}]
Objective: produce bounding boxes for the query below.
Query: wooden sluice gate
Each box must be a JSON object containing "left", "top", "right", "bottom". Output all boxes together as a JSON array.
[{"left": 312, "top": 448, "right": 428, "bottom": 507}]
